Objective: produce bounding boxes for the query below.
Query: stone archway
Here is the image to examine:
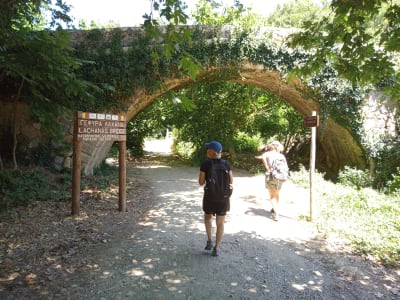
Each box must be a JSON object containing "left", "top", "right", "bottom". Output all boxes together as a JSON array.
[{"left": 80, "top": 64, "right": 365, "bottom": 177}]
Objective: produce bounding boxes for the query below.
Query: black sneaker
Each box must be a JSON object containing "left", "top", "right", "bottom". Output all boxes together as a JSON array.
[
  {"left": 270, "top": 208, "right": 275, "bottom": 214},
  {"left": 211, "top": 246, "right": 220, "bottom": 257},
  {"left": 204, "top": 240, "right": 213, "bottom": 250}
]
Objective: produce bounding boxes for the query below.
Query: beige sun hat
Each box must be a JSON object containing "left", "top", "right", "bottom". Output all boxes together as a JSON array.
[{"left": 271, "top": 140, "right": 284, "bottom": 152}]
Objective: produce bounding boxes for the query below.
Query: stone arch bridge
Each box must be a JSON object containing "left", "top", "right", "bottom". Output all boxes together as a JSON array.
[{"left": 69, "top": 26, "right": 366, "bottom": 178}]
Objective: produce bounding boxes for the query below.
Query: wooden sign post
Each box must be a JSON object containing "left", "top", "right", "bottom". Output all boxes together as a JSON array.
[
  {"left": 304, "top": 111, "right": 319, "bottom": 221},
  {"left": 72, "top": 111, "right": 127, "bottom": 215}
]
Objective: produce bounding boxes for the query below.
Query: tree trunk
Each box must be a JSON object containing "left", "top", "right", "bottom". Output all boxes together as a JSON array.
[
  {"left": 12, "top": 79, "right": 25, "bottom": 170},
  {"left": 12, "top": 103, "right": 18, "bottom": 170}
]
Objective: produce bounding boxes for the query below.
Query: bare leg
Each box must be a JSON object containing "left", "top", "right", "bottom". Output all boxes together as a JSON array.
[
  {"left": 269, "top": 188, "right": 278, "bottom": 212},
  {"left": 204, "top": 213, "right": 213, "bottom": 241},
  {"left": 215, "top": 214, "right": 226, "bottom": 249}
]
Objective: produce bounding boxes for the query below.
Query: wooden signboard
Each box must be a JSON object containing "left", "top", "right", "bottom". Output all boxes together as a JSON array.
[
  {"left": 304, "top": 115, "right": 319, "bottom": 128},
  {"left": 72, "top": 111, "right": 127, "bottom": 215},
  {"left": 76, "top": 111, "right": 126, "bottom": 141}
]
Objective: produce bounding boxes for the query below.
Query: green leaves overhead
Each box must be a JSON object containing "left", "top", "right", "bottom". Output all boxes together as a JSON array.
[
  {"left": 267, "top": 0, "right": 330, "bottom": 28},
  {"left": 290, "top": 0, "right": 400, "bottom": 100},
  {"left": 180, "top": 56, "right": 202, "bottom": 80},
  {"left": 0, "top": 0, "right": 95, "bottom": 138}
]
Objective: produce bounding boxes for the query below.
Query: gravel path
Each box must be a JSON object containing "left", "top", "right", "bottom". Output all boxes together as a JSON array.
[
  {"left": 55, "top": 157, "right": 398, "bottom": 299},
  {"left": 1, "top": 140, "right": 398, "bottom": 299},
  {"left": 99, "top": 161, "right": 395, "bottom": 300}
]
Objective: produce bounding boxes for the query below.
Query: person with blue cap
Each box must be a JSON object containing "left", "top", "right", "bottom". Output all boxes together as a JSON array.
[{"left": 198, "top": 141, "right": 233, "bottom": 257}]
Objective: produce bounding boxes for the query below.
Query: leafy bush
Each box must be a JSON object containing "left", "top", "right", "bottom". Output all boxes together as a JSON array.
[
  {"left": 0, "top": 168, "right": 53, "bottom": 211},
  {"left": 372, "top": 142, "right": 400, "bottom": 189},
  {"left": 172, "top": 140, "right": 196, "bottom": 160},
  {"left": 233, "top": 133, "right": 261, "bottom": 153},
  {"left": 337, "top": 166, "right": 372, "bottom": 189},
  {"left": 81, "top": 161, "right": 118, "bottom": 192},
  {"left": 387, "top": 167, "right": 400, "bottom": 194},
  {"left": 289, "top": 164, "right": 326, "bottom": 189},
  {"left": 312, "top": 178, "right": 400, "bottom": 267}
]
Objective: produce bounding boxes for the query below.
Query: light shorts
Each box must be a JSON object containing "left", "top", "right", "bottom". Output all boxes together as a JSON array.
[{"left": 265, "top": 175, "right": 283, "bottom": 190}]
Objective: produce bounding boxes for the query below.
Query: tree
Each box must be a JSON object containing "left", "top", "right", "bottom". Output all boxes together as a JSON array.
[
  {"left": 0, "top": 1, "right": 93, "bottom": 169},
  {"left": 289, "top": 0, "right": 400, "bottom": 101},
  {"left": 192, "top": 0, "right": 266, "bottom": 28},
  {"left": 267, "top": 0, "right": 330, "bottom": 28}
]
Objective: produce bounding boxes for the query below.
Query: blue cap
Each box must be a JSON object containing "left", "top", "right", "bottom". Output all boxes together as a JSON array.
[{"left": 205, "top": 141, "right": 222, "bottom": 153}]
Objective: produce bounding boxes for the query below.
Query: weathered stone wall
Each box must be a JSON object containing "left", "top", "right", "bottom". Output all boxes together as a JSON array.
[
  {"left": 361, "top": 91, "right": 398, "bottom": 145},
  {"left": 0, "top": 101, "right": 44, "bottom": 146},
  {"left": 0, "top": 101, "right": 46, "bottom": 166}
]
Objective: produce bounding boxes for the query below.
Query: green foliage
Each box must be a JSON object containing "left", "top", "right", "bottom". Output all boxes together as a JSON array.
[
  {"left": 149, "top": 82, "right": 288, "bottom": 164},
  {"left": 387, "top": 167, "right": 400, "bottom": 194},
  {"left": 126, "top": 116, "right": 151, "bottom": 157},
  {"left": 289, "top": 164, "right": 326, "bottom": 188},
  {"left": 0, "top": 28, "right": 93, "bottom": 135},
  {"left": 267, "top": 0, "right": 330, "bottom": 28},
  {"left": 372, "top": 141, "right": 400, "bottom": 190},
  {"left": 126, "top": 96, "right": 177, "bottom": 157},
  {"left": 193, "top": 0, "right": 267, "bottom": 28},
  {"left": 81, "top": 161, "right": 118, "bottom": 191},
  {"left": 142, "top": 0, "right": 195, "bottom": 79},
  {"left": 338, "top": 166, "right": 372, "bottom": 189},
  {"left": 306, "top": 68, "right": 366, "bottom": 143},
  {"left": 73, "top": 30, "right": 155, "bottom": 112},
  {"left": 3, "top": 0, "right": 393, "bottom": 194},
  {"left": 172, "top": 140, "right": 195, "bottom": 160},
  {"left": 312, "top": 178, "right": 400, "bottom": 266},
  {"left": 289, "top": 0, "right": 400, "bottom": 101},
  {"left": 288, "top": 165, "right": 400, "bottom": 266},
  {"left": 232, "top": 132, "right": 261, "bottom": 153},
  {"left": 0, "top": 0, "right": 100, "bottom": 170},
  {"left": 0, "top": 168, "right": 53, "bottom": 211},
  {"left": 0, "top": 0, "right": 73, "bottom": 31},
  {"left": 252, "top": 93, "right": 306, "bottom": 145}
]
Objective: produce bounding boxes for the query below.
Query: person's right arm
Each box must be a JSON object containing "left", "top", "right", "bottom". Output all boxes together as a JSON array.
[{"left": 262, "top": 153, "right": 272, "bottom": 172}]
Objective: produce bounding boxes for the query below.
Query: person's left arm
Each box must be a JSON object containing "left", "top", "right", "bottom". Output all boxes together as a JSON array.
[
  {"left": 199, "top": 171, "right": 206, "bottom": 186},
  {"left": 228, "top": 170, "right": 234, "bottom": 192}
]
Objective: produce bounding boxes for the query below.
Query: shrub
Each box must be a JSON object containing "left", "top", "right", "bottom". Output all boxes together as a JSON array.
[
  {"left": 372, "top": 142, "right": 400, "bottom": 189},
  {"left": 338, "top": 166, "right": 372, "bottom": 189},
  {"left": 387, "top": 167, "right": 400, "bottom": 194},
  {"left": 313, "top": 178, "right": 400, "bottom": 266},
  {"left": 173, "top": 140, "right": 195, "bottom": 160},
  {"left": 289, "top": 164, "right": 326, "bottom": 189},
  {"left": 233, "top": 133, "right": 261, "bottom": 153},
  {"left": 0, "top": 168, "right": 53, "bottom": 211}
]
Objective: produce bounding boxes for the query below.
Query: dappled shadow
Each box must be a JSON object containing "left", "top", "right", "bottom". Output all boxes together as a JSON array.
[
  {"left": 1, "top": 159, "right": 398, "bottom": 299},
  {"left": 244, "top": 207, "right": 271, "bottom": 218}
]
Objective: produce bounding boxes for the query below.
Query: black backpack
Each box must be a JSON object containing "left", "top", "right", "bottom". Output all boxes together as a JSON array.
[{"left": 204, "top": 159, "right": 231, "bottom": 202}]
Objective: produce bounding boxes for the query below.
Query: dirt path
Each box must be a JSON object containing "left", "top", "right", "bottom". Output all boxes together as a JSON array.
[{"left": 1, "top": 144, "right": 399, "bottom": 299}]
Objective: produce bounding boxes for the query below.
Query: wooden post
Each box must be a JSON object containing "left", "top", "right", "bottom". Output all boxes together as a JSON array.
[
  {"left": 71, "top": 112, "right": 81, "bottom": 215},
  {"left": 309, "top": 111, "right": 317, "bottom": 221},
  {"left": 72, "top": 111, "right": 126, "bottom": 214},
  {"left": 118, "top": 140, "right": 127, "bottom": 212}
]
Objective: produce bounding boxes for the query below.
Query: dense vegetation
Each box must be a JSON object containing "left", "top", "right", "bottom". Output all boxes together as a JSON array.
[
  {"left": 291, "top": 165, "right": 400, "bottom": 267},
  {"left": 0, "top": 0, "right": 399, "bottom": 266}
]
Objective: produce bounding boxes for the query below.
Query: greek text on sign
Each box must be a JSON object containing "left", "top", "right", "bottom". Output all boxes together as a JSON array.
[
  {"left": 78, "top": 120, "right": 125, "bottom": 129},
  {"left": 75, "top": 111, "right": 126, "bottom": 141}
]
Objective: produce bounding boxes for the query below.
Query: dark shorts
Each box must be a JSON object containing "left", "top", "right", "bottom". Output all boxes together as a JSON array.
[{"left": 203, "top": 197, "right": 230, "bottom": 216}]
